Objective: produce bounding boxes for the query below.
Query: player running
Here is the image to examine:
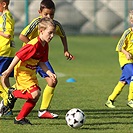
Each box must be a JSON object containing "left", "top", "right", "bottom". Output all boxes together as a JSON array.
[
  {"left": 19, "top": 0, "right": 73, "bottom": 119},
  {"left": 2, "top": 17, "right": 56, "bottom": 125},
  {"left": 105, "top": 10, "right": 133, "bottom": 108}
]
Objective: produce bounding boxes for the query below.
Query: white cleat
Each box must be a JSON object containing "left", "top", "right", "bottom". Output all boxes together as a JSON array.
[
  {"left": 38, "top": 110, "right": 58, "bottom": 119},
  {"left": 127, "top": 100, "right": 133, "bottom": 108},
  {"left": 105, "top": 100, "right": 115, "bottom": 108}
]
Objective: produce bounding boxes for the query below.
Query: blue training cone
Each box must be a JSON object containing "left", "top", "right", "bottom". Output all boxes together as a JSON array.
[{"left": 66, "top": 78, "right": 76, "bottom": 83}]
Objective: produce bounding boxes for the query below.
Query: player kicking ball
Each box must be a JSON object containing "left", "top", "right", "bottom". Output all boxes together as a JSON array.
[
  {"left": 19, "top": 0, "right": 73, "bottom": 119},
  {"left": 1, "top": 17, "right": 56, "bottom": 125}
]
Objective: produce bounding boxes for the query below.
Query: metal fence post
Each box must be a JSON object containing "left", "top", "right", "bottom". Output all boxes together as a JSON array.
[
  {"left": 124, "top": 0, "right": 128, "bottom": 30},
  {"left": 25, "top": 0, "right": 29, "bottom": 27}
]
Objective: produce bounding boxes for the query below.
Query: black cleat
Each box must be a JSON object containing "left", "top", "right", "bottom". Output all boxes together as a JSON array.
[
  {"left": 8, "top": 87, "right": 17, "bottom": 109},
  {"left": 14, "top": 117, "right": 32, "bottom": 125}
]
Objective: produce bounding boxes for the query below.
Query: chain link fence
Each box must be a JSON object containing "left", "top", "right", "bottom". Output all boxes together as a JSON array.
[{"left": 9, "top": 0, "right": 133, "bottom": 35}]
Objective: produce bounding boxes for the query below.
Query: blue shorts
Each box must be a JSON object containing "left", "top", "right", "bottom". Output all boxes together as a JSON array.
[
  {"left": 0, "top": 57, "right": 14, "bottom": 77},
  {"left": 120, "top": 63, "right": 133, "bottom": 84},
  {"left": 36, "top": 61, "right": 55, "bottom": 78}
]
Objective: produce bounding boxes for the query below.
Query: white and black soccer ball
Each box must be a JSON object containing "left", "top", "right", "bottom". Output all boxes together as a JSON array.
[{"left": 65, "top": 108, "right": 85, "bottom": 128}]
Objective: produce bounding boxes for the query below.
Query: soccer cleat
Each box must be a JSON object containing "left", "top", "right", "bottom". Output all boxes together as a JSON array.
[
  {"left": 127, "top": 100, "right": 133, "bottom": 108},
  {"left": 0, "top": 100, "right": 9, "bottom": 117},
  {"left": 0, "top": 100, "right": 4, "bottom": 117},
  {"left": 8, "top": 87, "right": 17, "bottom": 109},
  {"left": 105, "top": 100, "right": 115, "bottom": 108},
  {"left": 14, "top": 117, "right": 32, "bottom": 125},
  {"left": 4, "top": 110, "right": 13, "bottom": 116},
  {"left": 38, "top": 110, "right": 58, "bottom": 119}
]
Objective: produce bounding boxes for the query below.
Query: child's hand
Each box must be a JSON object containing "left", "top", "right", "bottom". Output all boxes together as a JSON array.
[
  {"left": 64, "top": 51, "right": 74, "bottom": 60},
  {"left": 50, "top": 74, "right": 56, "bottom": 83},
  {"left": 125, "top": 52, "right": 132, "bottom": 60},
  {"left": 46, "top": 70, "right": 57, "bottom": 83}
]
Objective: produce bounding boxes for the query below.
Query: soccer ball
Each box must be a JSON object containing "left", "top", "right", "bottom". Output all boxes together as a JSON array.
[{"left": 65, "top": 108, "right": 85, "bottom": 128}]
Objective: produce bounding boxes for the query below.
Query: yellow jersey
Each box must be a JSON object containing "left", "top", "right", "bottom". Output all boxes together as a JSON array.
[
  {"left": 21, "top": 17, "right": 65, "bottom": 46},
  {"left": 116, "top": 28, "right": 133, "bottom": 67},
  {"left": 0, "top": 10, "right": 15, "bottom": 57}
]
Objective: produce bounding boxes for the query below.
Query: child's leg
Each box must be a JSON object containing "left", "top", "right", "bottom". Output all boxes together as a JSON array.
[
  {"left": 105, "top": 81, "right": 126, "bottom": 108},
  {"left": 37, "top": 61, "right": 58, "bottom": 119},
  {"left": 0, "top": 76, "right": 12, "bottom": 106},
  {"left": 38, "top": 78, "right": 58, "bottom": 119},
  {"left": 40, "top": 81, "right": 56, "bottom": 110},
  {"left": 38, "top": 61, "right": 57, "bottom": 111},
  {"left": 0, "top": 77, "right": 14, "bottom": 115},
  {"left": 16, "top": 99, "right": 36, "bottom": 120},
  {"left": 128, "top": 81, "right": 133, "bottom": 101},
  {"left": 0, "top": 82, "right": 8, "bottom": 106},
  {"left": 122, "top": 64, "right": 133, "bottom": 108},
  {"left": 108, "top": 81, "right": 126, "bottom": 101},
  {"left": 13, "top": 86, "right": 41, "bottom": 120}
]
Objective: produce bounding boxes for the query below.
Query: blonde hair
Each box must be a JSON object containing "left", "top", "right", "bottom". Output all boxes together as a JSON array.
[{"left": 38, "top": 17, "right": 55, "bottom": 30}]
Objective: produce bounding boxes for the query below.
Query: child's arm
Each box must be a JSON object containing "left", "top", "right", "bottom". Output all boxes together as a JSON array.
[
  {"left": 0, "top": 31, "right": 11, "bottom": 39},
  {"left": 39, "top": 62, "right": 56, "bottom": 83},
  {"left": 121, "top": 48, "right": 132, "bottom": 60},
  {"left": 60, "top": 36, "right": 74, "bottom": 60},
  {"left": 1, "top": 56, "right": 20, "bottom": 88},
  {"left": 55, "top": 20, "right": 74, "bottom": 60},
  {"left": 19, "top": 34, "right": 30, "bottom": 43},
  {"left": 19, "top": 18, "right": 39, "bottom": 43}
]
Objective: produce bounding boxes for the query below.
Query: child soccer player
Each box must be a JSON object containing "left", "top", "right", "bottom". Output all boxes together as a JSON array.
[
  {"left": 0, "top": 0, "right": 15, "bottom": 115},
  {"left": 2, "top": 17, "right": 56, "bottom": 125},
  {"left": 105, "top": 10, "right": 133, "bottom": 108},
  {"left": 19, "top": 0, "right": 73, "bottom": 119}
]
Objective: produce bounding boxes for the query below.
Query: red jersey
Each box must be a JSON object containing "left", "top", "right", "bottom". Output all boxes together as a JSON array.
[
  {"left": 16, "top": 36, "right": 48, "bottom": 62},
  {"left": 14, "top": 36, "right": 49, "bottom": 91}
]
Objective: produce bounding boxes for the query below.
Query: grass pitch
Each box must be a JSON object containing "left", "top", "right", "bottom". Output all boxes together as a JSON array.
[{"left": 0, "top": 35, "right": 133, "bottom": 133}]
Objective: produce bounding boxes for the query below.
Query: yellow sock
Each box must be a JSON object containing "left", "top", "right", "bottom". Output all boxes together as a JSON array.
[
  {"left": 108, "top": 81, "right": 125, "bottom": 101},
  {"left": 0, "top": 82, "right": 8, "bottom": 106},
  {"left": 128, "top": 81, "right": 133, "bottom": 101},
  {"left": 40, "top": 85, "right": 55, "bottom": 110}
]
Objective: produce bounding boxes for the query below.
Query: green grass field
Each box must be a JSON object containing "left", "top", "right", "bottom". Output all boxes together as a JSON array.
[{"left": 0, "top": 35, "right": 133, "bottom": 133}]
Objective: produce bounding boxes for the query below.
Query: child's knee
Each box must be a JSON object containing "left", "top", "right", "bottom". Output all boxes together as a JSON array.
[
  {"left": 120, "top": 81, "right": 127, "bottom": 85},
  {"left": 31, "top": 89, "right": 41, "bottom": 102},
  {"left": 48, "top": 78, "right": 58, "bottom": 87}
]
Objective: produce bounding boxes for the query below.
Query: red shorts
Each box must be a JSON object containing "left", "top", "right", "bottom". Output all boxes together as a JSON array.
[{"left": 30, "top": 84, "right": 41, "bottom": 93}]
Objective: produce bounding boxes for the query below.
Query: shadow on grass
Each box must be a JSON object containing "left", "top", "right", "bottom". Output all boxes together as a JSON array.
[{"left": 1, "top": 109, "right": 133, "bottom": 131}]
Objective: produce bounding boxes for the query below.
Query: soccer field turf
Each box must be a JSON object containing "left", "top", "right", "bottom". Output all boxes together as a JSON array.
[{"left": 0, "top": 35, "right": 133, "bottom": 133}]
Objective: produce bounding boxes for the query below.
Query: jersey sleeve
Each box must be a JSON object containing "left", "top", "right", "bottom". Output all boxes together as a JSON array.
[
  {"left": 54, "top": 20, "right": 66, "bottom": 37},
  {"left": 116, "top": 29, "right": 131, "bottom": 52},
  {"left": 1, "top": 12, "right": 14, "bottom": 35},
  {"left": 20, "top": 17, "right": 40, "bottom": 36},
  {"left": 16, "top": 44, "right": 36, "bottom": 61}
]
